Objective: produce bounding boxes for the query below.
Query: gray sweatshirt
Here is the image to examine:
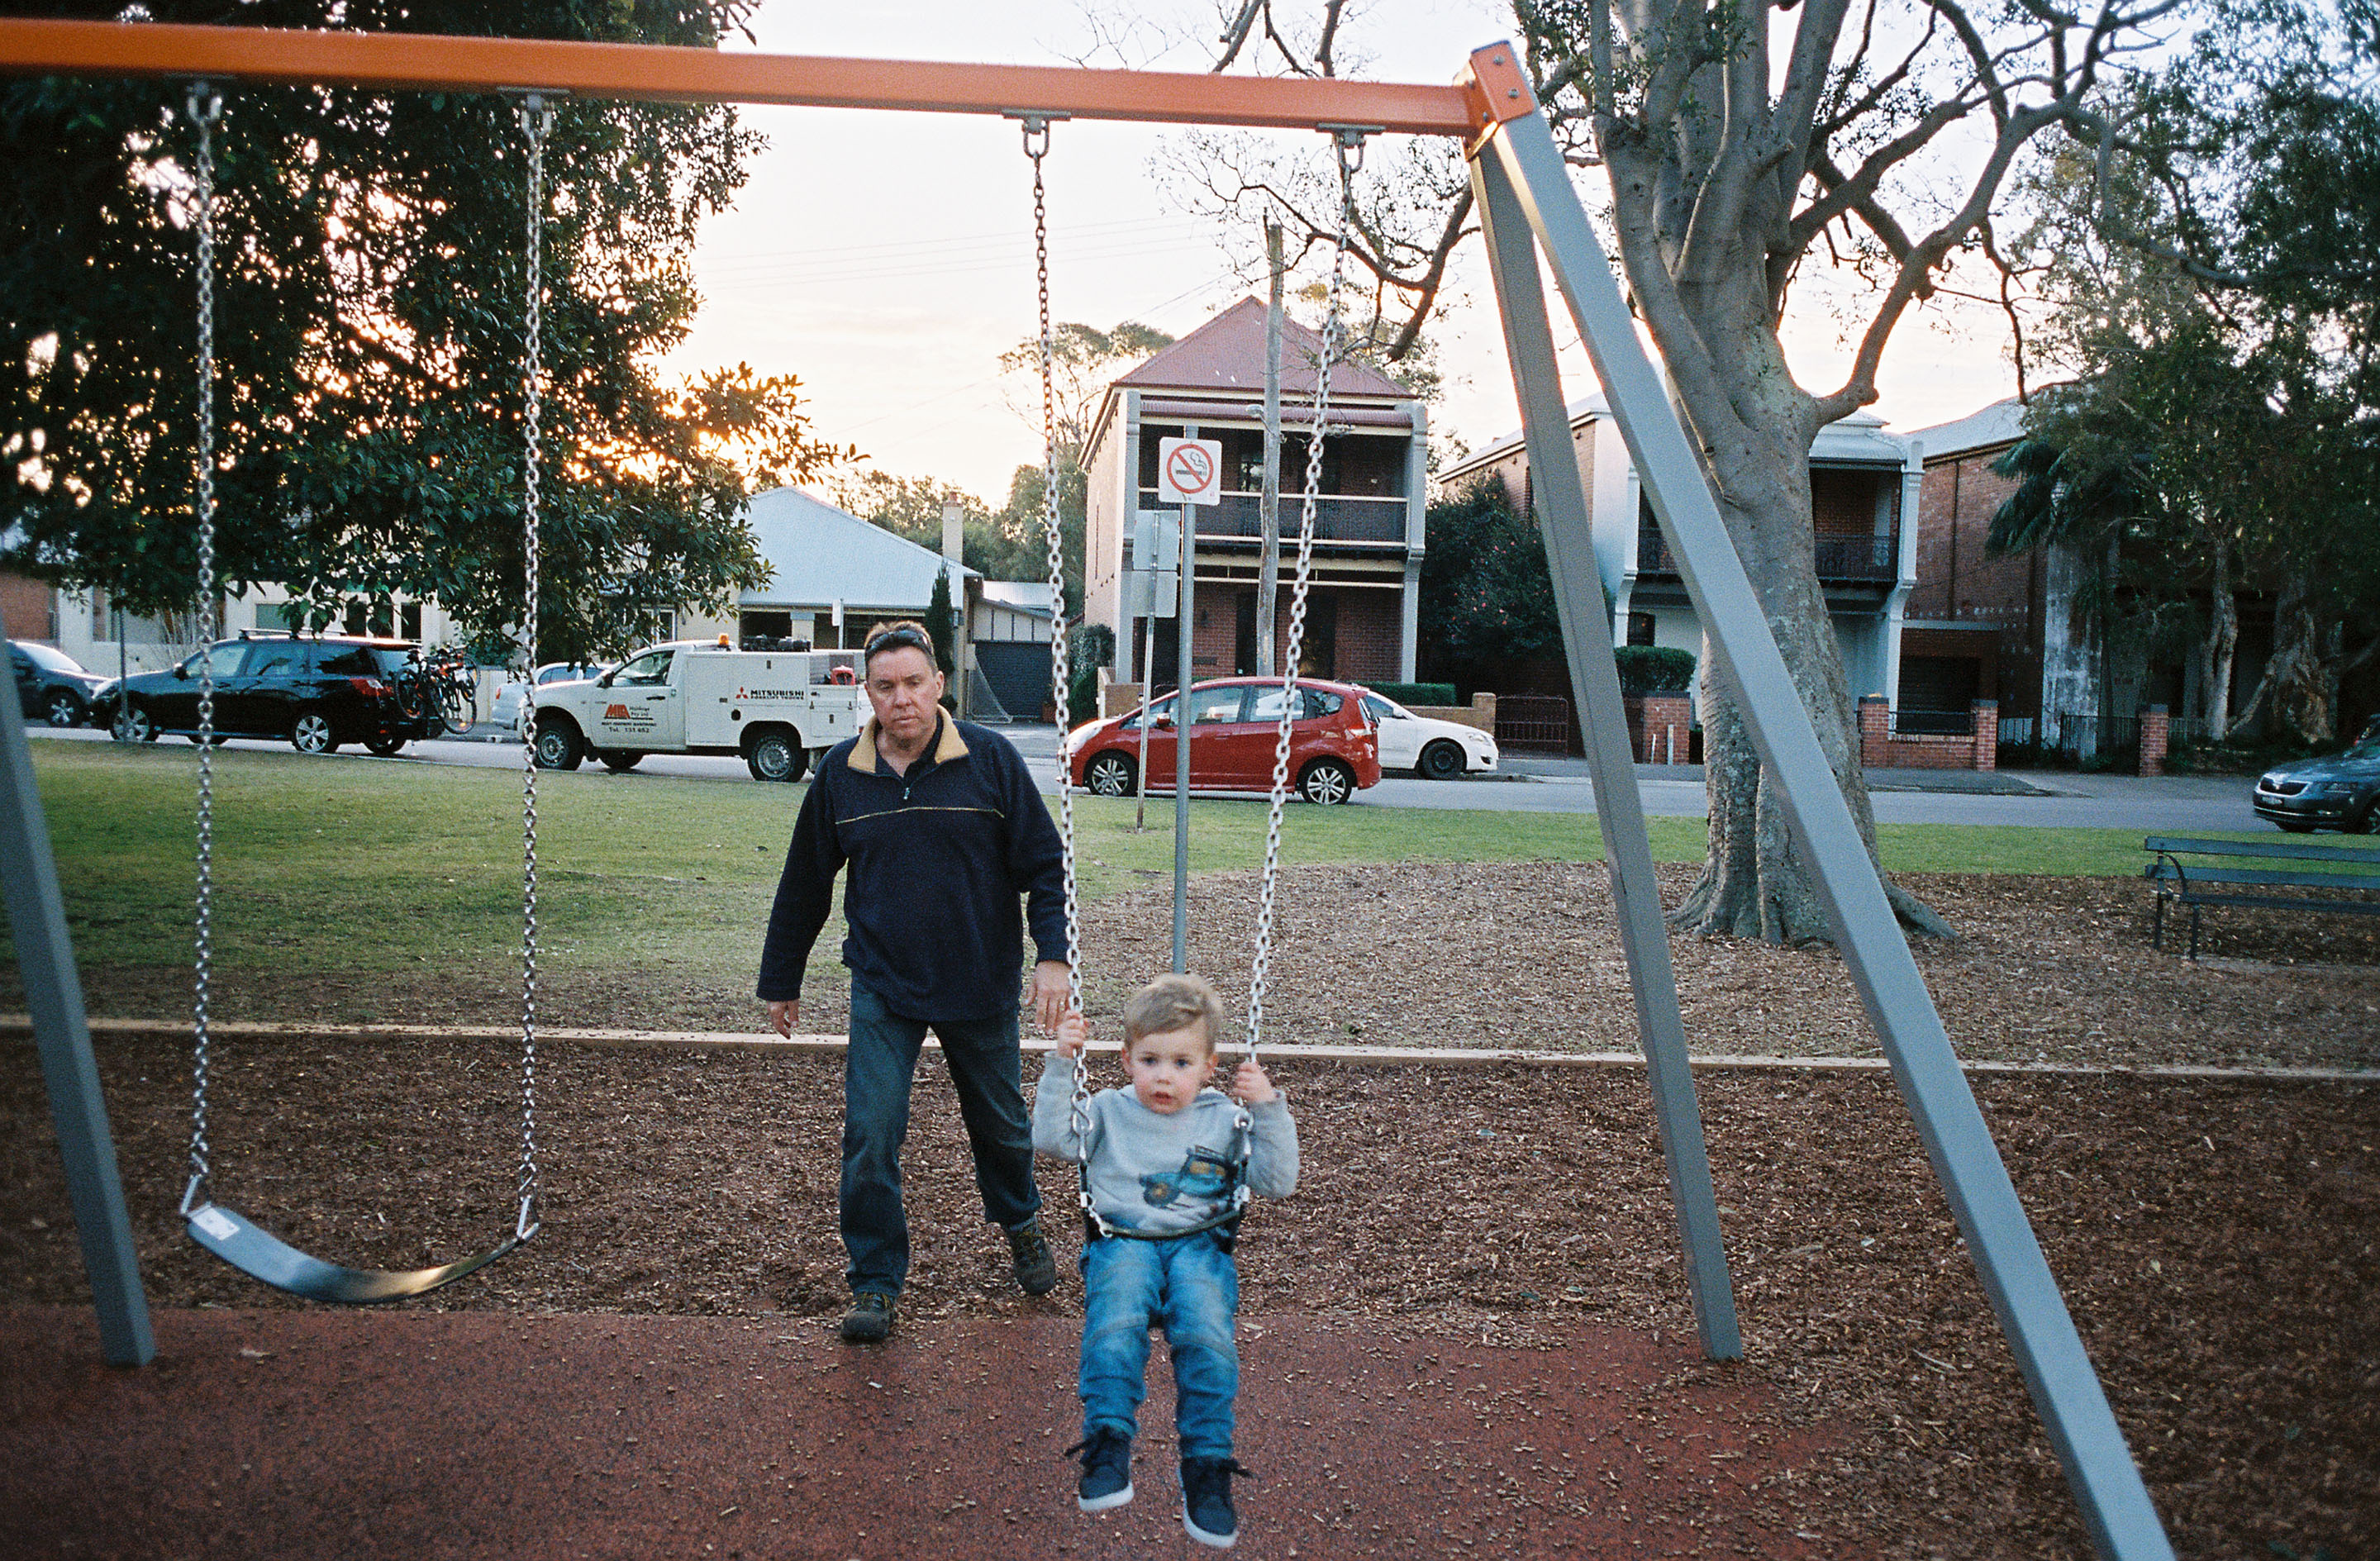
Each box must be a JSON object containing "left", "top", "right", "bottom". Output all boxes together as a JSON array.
[{"left": 1032, "top": 1054, "right": 1299, "bottom": 1235}]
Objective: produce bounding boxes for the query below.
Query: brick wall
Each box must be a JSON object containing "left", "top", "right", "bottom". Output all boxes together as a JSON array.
[
  {"left": 2139, "top": 704, "right": 2168, "bottom": 778},
  {"left": 1407, "top": 693, "right": 1496, "bottom": 733},
  {"left": 1332, "top": 590, "right": 1400, "bottom": 683},
  {"left": 1626, "top": 692, "right": 1692, "bottom": 763},
  {"left": 1911, "top": 446, "right": 2041, "bottom": 719},
  {"left": 0, "top": 573, "right": 55, "bottom": 640},
  {"left": 1859, "top": 694, "right": 1999, "bottom": 769},
  {"left": 1811, "top": 468, "right": 1883, "bottom": 537}
]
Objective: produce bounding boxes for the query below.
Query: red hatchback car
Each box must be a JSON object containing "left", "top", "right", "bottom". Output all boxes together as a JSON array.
[{"left": 1067, "top": 676, "right": 1383, "bottom": 805}]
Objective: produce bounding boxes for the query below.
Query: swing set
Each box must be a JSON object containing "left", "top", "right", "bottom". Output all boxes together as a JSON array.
[{"left": 0, "top": 18, "right": 2171, "bottom": 1559}]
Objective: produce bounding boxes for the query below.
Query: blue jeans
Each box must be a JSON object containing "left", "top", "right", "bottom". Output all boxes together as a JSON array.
[
  {"left": 1079, "top": 1233, "right": 1240, "bottom": 1460},
  {"left": 841, "top": 982, "right": 1042, "bottom": 1296}
]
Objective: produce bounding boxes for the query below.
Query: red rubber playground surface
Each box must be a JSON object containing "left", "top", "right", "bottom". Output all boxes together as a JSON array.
[{"left": 2, "top": 1306, "right": 1839, "bottom": 1559}]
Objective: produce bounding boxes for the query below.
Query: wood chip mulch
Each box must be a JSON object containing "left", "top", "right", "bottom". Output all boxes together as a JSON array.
[{"left": 4, "top": 862, "right": 2375, "bottom": 1558}]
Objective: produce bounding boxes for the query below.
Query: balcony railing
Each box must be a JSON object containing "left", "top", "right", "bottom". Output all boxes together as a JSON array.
[
  {"left": 1635, "top": 520, "right": 1901, "bottom": 582},
  {"left": 1140, "top": 489, "right": 1410, "bottom": 546}
]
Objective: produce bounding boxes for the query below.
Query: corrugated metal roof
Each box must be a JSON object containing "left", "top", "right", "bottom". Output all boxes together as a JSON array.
[
  {"left": 737, "top": 487, "right": 977, "bottom": 610},
  {"left": 1115, "top": 297, "right": 1413, "bottom": 401},
  {"left": 1906, "top": 396, "right": 2030, "bottom": 462}
]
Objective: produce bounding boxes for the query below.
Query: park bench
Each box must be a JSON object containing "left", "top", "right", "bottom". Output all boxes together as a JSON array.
[{"left": 2141, "top": 835, "right": 2380, "bottom": 958}]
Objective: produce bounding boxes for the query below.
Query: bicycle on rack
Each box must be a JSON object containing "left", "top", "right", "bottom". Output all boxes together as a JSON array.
[{"left": 396, "top": 648, "right": 478, "bottom": 735}]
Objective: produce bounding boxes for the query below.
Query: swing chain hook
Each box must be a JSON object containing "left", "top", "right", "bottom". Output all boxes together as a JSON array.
[{"left": 185, "top": 80, "right": 222, "bottom": 129}]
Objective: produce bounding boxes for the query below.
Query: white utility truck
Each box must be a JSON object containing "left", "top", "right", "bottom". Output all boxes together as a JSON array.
[{"left": 527, "top": 639, "right": 867, "bottom": 781}]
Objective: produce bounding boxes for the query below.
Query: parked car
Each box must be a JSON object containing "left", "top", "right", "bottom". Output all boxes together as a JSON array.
[
  {"left": 489, "top": 660, "right": 614, "bottom": 736},
  {"left": 91, "top": 633, "right": 434, "bottom": 755},
  {"left": 9, "top": 640, "right": 110, "bottom": 727},
  {"left": 1354, "top": 688, "right": 1499, "bottom": 779},
  {"left": 2253, "top": 731, "right": 2380, "bottom": 833},
  {"left": 1066, "top": 676, "right": 1382, "bottom": 806}
]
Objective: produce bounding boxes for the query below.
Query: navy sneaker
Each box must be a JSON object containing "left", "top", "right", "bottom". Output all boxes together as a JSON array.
[
  {"left": 1007, "top": 1218, "right": 1059, "bottom": 1296},
  {"left": 838, "top": 1291, "right": 894, "bottom": 1344},
  {"left": 1066, "top": 1428, "right": 1134, "bottom": 1512},
  {"left": 1180, "top": 1456, "right": 1250, "bottom": 1549}
]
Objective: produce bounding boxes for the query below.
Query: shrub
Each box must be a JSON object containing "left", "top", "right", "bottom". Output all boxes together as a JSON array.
[
  {"left": 1367, "top": 681, "right": 1458, "bottom": 707},
  {"left": 1614, "top": 645, "right": 1696, "bottom": 697},
  {"left": 1064, "top": 621, "right": 1115, "bottom": 725}
]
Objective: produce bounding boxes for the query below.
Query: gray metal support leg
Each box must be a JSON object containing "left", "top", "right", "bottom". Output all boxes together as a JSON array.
[
  {"left": 1472, "top": 150, "right": 1741, "bottom": 1361},
  {"left": 0, "top": 676, "right": 155, "bottom": 1366},
  {"left": 1480, "top": 112, "right": 2171, "bottom": 1560}
]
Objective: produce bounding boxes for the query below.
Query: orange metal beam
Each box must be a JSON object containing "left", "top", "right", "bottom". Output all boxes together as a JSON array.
[{"left": 0, "top": 19, "right": 1492, "bottom": 138}]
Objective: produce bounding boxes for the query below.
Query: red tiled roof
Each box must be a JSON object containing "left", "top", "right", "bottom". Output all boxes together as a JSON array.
[{"left": 1114, "top": 297, "right": 1412, "bottom": 400}]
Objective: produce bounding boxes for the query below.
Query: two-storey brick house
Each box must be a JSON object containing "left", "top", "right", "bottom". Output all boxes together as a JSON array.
[
  {"left": 1081, "top": 297, "right": 1430, "bottom": 691},
  {"left": 1435, "top": 393, "right": 1923, "bottom": 721}
]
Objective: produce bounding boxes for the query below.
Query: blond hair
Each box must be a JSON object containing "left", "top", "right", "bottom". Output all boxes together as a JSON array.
[{"left": 1122, "top": 973, "right": 1225, "bottom": 1054}]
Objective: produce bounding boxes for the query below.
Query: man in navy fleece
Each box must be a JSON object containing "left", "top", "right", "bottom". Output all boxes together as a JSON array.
[{"left": 758, "top": 619, "right": 1073, "bottom": 1343}]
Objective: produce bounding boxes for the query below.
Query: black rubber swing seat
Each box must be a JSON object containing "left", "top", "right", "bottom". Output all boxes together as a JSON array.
[{"left": 183, "top": 1198, "right": 535, "bottom": 1306}]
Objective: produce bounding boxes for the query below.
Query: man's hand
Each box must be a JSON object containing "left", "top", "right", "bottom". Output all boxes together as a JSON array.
[
  {"left": 1053, "top": 1013, "right": 1089, "bottom": 1059},
  {"left": 766, "top": 999, "right": 799, "bottom": 1039},
  {"left": 1031, "top": 960, "right": 1073, "bottom": 1033},
  {"left": 1233, "top": 1054, "right": 1278, "bottom": 1106}
]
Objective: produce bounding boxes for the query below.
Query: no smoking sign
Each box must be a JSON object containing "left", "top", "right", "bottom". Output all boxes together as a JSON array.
[{"left": 1156, "top": 436, "right": 1224, "bottom": 506}]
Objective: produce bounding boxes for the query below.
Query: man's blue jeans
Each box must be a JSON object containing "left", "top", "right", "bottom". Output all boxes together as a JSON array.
[
  {"left": 1079, "top": 1233, "right": 1240, "bottom": 1460},
  {"left": 841, "top": 982, "right": 1041, "bottom": 1296}
]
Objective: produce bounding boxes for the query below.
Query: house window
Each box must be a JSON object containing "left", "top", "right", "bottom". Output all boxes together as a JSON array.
[{"left": 1626, "top": 612, "right": 1656, "bottom": 647}]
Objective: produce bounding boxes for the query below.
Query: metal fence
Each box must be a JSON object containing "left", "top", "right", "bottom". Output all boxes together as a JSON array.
[
  {"left": 1892, "top": 706, "right": 1976, "bottom": 737},
  {"left": 1635, "top": 521, "right": 1899, "bottom": 581},
  {"left": 1496, "top": 693, "right": 1574, "bottom": 753}
]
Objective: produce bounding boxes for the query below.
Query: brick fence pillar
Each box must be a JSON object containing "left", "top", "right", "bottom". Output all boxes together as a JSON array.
[
  {"left": 1970, "top": 699, "right": 1998, "bottom": 771},
  {"left": 2139, "top": 703, "right": 2169, "bottom": 778},
  {"left": 1640, "top": 692, "right": 1692, "bottom": 764},
  {"left": 1858, "top": 694, "right": 1891, "bottom": 769}
]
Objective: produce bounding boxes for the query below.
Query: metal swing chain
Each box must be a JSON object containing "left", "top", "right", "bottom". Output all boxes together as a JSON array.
[
  {"left": 183, "top": 80, "right": 226, "bottom": 1206},
  {"left": 1019, "top": 115, "right": 1103, "bottom": 1208},
  {"left": 1243, "top": 129, "right": 1363, "bottom": 1064},
  {"left": 512, "top": 91, "right": 557, "bottom": 1240}
]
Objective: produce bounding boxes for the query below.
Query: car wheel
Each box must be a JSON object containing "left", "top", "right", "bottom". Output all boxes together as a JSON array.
[
  {"left": 534, "top": 718, "right": 585, "bottom": 771},
  {"left": 1417, "top": 740, "right": 1466, "bottom": 781},
  {"left": 599, "top": 749, "right": 645, "bottom": 773},
  {"left": 2362, "top": 802, "right": 2380, "bottom": 835},
  {"left": 364, "top": 732, "right": 407, "bottom": 757},
  {"left": 1297, "top": 757, "right": 1357, "bottom": 806},
  {"left": 745, "top": 732, "right": 805, "bottom": 783},
  {"left": 112, "top": 704, "right": 157, "bottom": 744},
  {"left": 1084, "top": 751, "right": 1135, "bottom": 797},
  {"left": 291, "top": 710, "right": 339, "bottom": 754},
  {"left": 43, "top": 689, "right": 83, "bottom": 727}
]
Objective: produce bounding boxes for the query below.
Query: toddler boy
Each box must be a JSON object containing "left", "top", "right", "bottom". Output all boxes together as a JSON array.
[{"left": 1033, "top": 973, "right": 1298, "bottom": 1550}]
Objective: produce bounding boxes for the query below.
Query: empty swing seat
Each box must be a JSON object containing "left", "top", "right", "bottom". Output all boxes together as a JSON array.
[{"left": 184, "top": 1198, "right": 534, "bottom": 1306}]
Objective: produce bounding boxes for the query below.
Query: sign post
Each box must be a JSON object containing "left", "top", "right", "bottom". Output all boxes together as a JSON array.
[{"left": 1156, "top": 436, "right": 1221, "bottom": 973}]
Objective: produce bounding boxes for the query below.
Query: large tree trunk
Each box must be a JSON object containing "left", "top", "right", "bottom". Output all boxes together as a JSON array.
[
  {"left": 2254, "top": 578, "right": 2336, "bottom": 746},
  {"left": 1659, "top": 362, "right": 1952, "bottom": 943},
  {"left": 2202, "top": 545, "right": 2237, "bottom": 734}
]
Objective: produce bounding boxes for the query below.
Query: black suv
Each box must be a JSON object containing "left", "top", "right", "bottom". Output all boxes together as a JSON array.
[
  {"left": 93, "top": 634, "right": 437, "bottom": 755},
  {"left": 10, "top": 640, "right": 111, "bottom": 727}
]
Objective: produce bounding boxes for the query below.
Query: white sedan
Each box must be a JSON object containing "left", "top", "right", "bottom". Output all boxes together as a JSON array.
[{"left": 1356, "top": 690, "right": 1500, "bottom": 780}]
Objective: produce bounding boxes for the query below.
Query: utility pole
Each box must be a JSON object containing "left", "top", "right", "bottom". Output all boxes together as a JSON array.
[{"left": 1257, "top": 217, "right": 1285, "bottom": 678}]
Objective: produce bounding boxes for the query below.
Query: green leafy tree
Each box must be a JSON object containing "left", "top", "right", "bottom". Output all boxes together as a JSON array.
[
  {"left": 0, "top": 0, "right": 849, "bottom": 665},
  {"left": 1416, "top": 477, "right": 1561, "bottom": 693},
  {"left": 1997, "top": 0, "right": 2380, "bottom": 745}
]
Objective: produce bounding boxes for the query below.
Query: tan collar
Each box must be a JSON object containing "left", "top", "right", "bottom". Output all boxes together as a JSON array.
[{"left": 850, "top": 711, "right": 968, "bottom": 773}]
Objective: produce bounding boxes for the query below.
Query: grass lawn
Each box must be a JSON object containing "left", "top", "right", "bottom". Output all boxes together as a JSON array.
[{"left": 4, "top": 740, "right": 2264, "bottom": 992}]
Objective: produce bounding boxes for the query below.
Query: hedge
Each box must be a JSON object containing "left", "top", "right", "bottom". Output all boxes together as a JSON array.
[
  {"left": 1364, "top": 681, "right": 1459, "bottom": 707},
  {"left": 1614, "top": 645, "right": 1696, "bottom": 697}
]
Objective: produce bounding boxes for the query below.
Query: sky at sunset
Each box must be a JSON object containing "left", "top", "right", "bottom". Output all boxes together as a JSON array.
[{"left": 661, "top": 0, "right": 2027, "bottom": 507}]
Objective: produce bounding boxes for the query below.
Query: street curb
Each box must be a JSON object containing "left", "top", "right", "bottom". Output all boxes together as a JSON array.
[{"left": 8, "top": 1016, "right": 2368, "bottom": 1083}]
